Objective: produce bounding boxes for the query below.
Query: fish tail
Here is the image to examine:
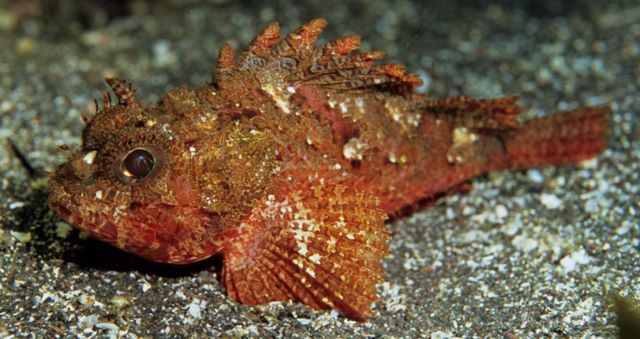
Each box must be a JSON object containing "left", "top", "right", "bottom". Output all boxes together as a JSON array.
[{"left": 504, "top": 107, "right": 609, "bottom": 169}]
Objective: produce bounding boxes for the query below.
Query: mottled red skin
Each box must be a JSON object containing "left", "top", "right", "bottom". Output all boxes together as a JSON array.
[{"left": 48, "top": 19, "right": 609, "bottom": 320}]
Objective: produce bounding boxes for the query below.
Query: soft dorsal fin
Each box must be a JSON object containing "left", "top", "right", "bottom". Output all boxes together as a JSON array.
[
  {"left": 423, "top": 95, "right": 523, "bottom": 131},
  {"left": 213, "top": 19, "right": 422, "bottom": 95}
]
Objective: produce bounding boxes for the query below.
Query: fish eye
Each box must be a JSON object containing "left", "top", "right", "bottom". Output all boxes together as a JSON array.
[{"left": 121, "top": 148, "right": 155, "bottom": 179}]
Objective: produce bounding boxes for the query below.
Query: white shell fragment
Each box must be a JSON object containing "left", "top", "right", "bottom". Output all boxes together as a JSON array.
[
  {"left": 447, "top": 127, "right": 479, "bottom": 164},
  {"left": 452, "top": 126, "right": 478, "bottom": 147},
  {"left": 342, "top": 137, "right": 368, "bottom": 160}
]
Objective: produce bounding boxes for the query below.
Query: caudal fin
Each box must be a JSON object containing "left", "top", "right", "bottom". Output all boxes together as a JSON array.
[{"left": 505, "top": 107, "right": 609, "bottom": 170}]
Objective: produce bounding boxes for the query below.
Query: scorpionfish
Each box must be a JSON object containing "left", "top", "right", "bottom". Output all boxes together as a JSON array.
[{"left": 49, "top": 19, "right": 609, "bottom": 320}]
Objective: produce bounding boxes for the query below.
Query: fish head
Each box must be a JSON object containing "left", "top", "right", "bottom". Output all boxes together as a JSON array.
[{"left": 49, "top": 78, "right": 278, "bottom": 263}]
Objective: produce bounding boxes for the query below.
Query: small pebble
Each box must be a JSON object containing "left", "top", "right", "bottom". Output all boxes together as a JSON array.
[
  {"left": 559, "top": 249, "right": 593, "bottom": 273},
  {"left": 512, "top": 234, "right": 538, "bottom": 253},
  {"left": 495, "top": 205, "right": 508, "bottom": 219},
  {"left": 297, "top": 318, "right": 312, "bottom": 326},
  {"left": 527, "top": 169, "right": 544, "bottom": 183},
  {"left": 55, "top": 222, "right": 73, "bottom": 239},
  {"left": 540, "top": 193, "right": 563, "bottom": 209},
  {"left": 8, "top": 201, "right": 26, "bottom": 209},
  {"left": 10, "top": 231, "right": 31, "bottom": 243}
]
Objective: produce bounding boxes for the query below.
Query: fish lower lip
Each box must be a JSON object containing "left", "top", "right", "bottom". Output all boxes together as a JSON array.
[
  {"left": 49, "top": 198, "right": 120, "bottom": 240},
  {"left": 49, "top": 198, "right": 80, "bottom": 226}
]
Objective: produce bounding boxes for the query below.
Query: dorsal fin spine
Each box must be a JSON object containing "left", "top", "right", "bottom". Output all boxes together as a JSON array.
[
  {"left": 213, "top": 19, "right": 422, "bottom": 94},
  {"left": 104, "top": 77, "right": 136, "bottom": 106}
]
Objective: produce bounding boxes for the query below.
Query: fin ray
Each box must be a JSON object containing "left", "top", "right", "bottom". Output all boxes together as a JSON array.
[
  {"left": 423, "top": 95, "right": 523, "bottom": 131},
  {"left": 213, "top": 19, "right": 422, "bottom": 95},
  {"left": 222, "top": 180, "right": 389, "bottom": 320}
]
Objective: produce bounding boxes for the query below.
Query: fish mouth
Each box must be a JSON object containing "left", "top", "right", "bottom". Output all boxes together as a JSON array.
[
  {"left": 49, "top": 180, "right": 221, "bottom": 264},
  {"left": 48, "top": 192, "right": 164, "bottom": 262},
  {"left": 48, "top": 186, "right": 119, "bottom": 242},
  {"left": 48, "top": 162, "right": 134, "bottom": 244}
]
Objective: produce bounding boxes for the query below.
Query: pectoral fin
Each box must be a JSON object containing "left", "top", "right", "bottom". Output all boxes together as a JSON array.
[{"left": 221, "top": 182, "right": 389, "bottom": 320}]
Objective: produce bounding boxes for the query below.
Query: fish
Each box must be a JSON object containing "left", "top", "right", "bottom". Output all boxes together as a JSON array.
[{"left": 48, "top": 18, "right": 609, "bottom": 320}]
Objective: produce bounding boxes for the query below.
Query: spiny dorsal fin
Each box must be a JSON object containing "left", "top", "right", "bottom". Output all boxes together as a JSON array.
[
  {"left": 101, "top": 91, "right": 111, "bottom": 109},
  {"left": 274, "top": 18, "right": 327, "bottom": 59},
  {"left": 104, "top": 77, "right": 136, "bottom": 106},
  {"left": 239, "top": 21, "right": 281, "bottom": 63},
  {"left": 215, "top": 42, "right": 236, "bottom": 77},
  {"left": 213, "top": 19, "right": 422, "bottom": 95}
]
